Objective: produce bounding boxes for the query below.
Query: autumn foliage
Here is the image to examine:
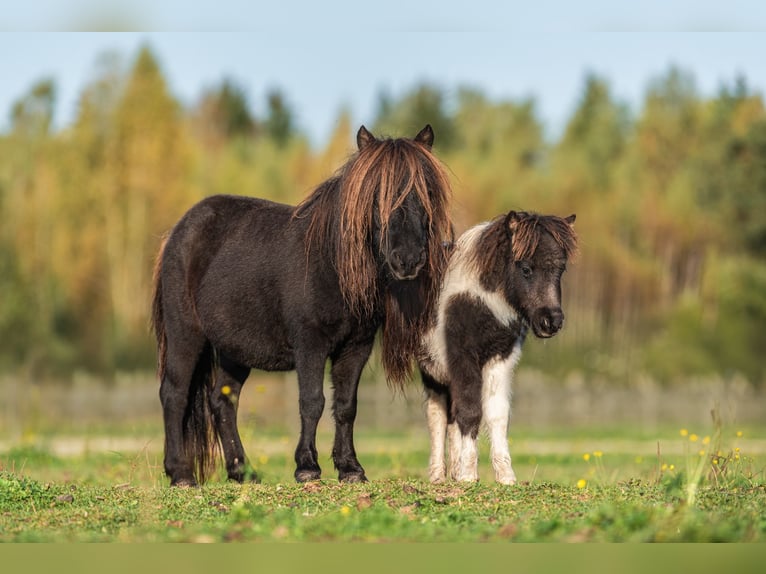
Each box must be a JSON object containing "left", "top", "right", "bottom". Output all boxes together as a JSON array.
[{"left": 1, "top": 46, "right": 764, "bottom": 385}]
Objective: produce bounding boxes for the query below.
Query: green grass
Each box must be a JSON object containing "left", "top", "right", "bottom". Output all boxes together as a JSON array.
[{"left": 2, "top": 426, "right": 765, "bottom": 542}]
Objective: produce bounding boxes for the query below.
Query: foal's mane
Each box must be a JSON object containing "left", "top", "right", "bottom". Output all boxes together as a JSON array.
[
  {"left": 294, "top": 130, "right": 454, "bottom": 386},
  {"left": 470, "top": 211, "right": 578, "bottom": 279},
  {"left": 508, "top": 212, "right": 578, "bottom": 261}
]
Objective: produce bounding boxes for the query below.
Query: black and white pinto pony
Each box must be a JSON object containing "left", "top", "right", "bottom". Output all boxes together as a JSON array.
[
  {"left": 418, "top": 210, "right": 577, "bottom": 484},
  {"left": 152, "top": 125, "right": 453, "bottom": 486}
]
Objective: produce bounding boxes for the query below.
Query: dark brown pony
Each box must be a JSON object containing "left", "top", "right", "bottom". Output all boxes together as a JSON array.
[
  {"left": 418, "top": 211, "right": 577, "bottom": 484},
  {"left": 152, "top": 125, "right": 453, "bottom": 486}
]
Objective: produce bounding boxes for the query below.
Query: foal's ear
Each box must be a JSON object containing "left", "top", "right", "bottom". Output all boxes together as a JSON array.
[
  {"left": 414, "top": 124, "right": 434, "bottom": 149},
  {"left": 357, "top": 125, "right": 375, "bottom": 150},
  {"left": 565, "top": 214, "right": 576, "bottom": 226}
]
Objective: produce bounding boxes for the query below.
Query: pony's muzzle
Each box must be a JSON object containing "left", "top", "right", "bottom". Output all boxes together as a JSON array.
[{"left": 389, "top": 248, "right": 427, "bottom": 280}]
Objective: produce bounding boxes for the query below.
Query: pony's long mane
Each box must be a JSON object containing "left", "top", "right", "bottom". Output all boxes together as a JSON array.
[
  {"left": 469, "top": 211, "right": 578, "bottom": 280},
  {"left": 295, "top": 134, "right": 453, "bottom": 386}
]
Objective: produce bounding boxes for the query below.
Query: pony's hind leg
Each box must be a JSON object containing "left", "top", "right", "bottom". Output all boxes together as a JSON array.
[
  {"left": 209, "top": 354, "right": 256, "bottom": 483},
  {"left": 159, "top": 334, "right": 207, "bottom": 487},
  {"left": 294, "top": 351, "right": 328, "bottom": 482},
  {"left": 329, "top": 341, "right": 374, "bottom": 482},
  {"left": 421, "top": 370, "right": 449, "bottom": 483}
]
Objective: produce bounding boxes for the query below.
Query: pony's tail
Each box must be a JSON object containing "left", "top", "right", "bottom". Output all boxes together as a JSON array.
[{"left": 185, "top": 346, "right": 219, "bottom": 484}]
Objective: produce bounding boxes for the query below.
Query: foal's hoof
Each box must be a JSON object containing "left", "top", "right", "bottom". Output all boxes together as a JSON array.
[
  {"left": 170, "top": 477, "right": 198, "bottom": 488},
  {"left": 295, "top": 469, "right": 322, "bottom": 483},
  {"left": 339, "top": 471, "right": 368, "bottom": 484}
]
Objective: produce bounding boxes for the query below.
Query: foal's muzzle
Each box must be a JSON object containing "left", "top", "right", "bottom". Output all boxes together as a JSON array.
[{"left": 532, "top": 307, "right": 565, "bottom": 338}]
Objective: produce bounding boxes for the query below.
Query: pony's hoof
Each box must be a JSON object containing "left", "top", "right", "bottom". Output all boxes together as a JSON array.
[
  {"left": 339, "top": 472, "right": 368, "bottom": 484},
  {"left": 230, "top": 467, "right": 260, "bottom": 484},
  {"left": 170, "top": 478, "right": 198, "bottom": 488},
  {"left": 295, "top": 470, "right": 321, "bottom": 483}
]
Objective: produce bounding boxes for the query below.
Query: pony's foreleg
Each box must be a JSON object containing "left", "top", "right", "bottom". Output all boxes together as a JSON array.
[
  {"left": 330, "top": 341, "right": 374, "bottom": 483},
  {"left": 482, "top": 355, "right": 518, "bottom": 485},
  {"left": 294, "top": 352, "right": 327, "bottom": 482},
  {"left": 209, "top": 356, "right": 255, "bottom": 483}
]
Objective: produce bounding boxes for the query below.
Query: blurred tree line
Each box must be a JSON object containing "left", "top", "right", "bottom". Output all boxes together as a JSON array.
[{"left": 1, "top": 45, "right": 764, "bottom": 386}]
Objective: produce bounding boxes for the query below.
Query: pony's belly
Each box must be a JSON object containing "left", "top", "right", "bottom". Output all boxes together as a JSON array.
[
  {"left": 202, "top": 312, "right": 297, "bottom": 372},
  {"left": 219, "top": 339, "right": 296, "bottom": 372}
]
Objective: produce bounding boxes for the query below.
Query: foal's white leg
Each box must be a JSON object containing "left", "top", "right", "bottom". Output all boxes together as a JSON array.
[
  {"left": 425, "top": 389, "right": 448, "bottom": 483},
  {"left": 447, "top": 421, "right": 462, "bottom": 480},
  {"left": 456, "top": 433, "right": 479, "bottom": 482},
  {"left": 482, "top": 351, "right": 521, "bottom": 485}
]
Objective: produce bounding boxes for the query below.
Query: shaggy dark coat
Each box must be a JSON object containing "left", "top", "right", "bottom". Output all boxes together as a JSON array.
[{"left": 152, "top": 125, "right": 453, "bottom": 486}]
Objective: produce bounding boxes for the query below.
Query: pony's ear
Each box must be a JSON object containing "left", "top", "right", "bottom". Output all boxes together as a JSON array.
[
  {"left": 357, "top": 125, "right": 375, "bottom": 150},
  {"left": 565, "top": 214, "right": 576, "bottom": 226},
  {"left": 414, "top": 124, "right": 434, "bottom": 149},
  {"left": 505, "top": 210, "right": 520, "bottom": 232}
]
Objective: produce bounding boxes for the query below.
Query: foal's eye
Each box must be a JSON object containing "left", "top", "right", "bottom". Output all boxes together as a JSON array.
[{"left": 520, "top": 263, "right": 533, "bottom": 279}]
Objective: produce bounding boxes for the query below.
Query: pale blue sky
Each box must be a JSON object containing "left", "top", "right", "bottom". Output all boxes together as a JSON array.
[{"left": 2, "top": 2, "right": 766, "bottom": 145}]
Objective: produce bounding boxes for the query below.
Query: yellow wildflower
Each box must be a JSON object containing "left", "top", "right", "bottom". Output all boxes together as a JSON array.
[
  {"left": 577, "top": 479, "right": 587, "bottom": 489},
  {"left": 593, "top": 450, "right": 603, "bottom": 458},
  {"left": 582, "top": 453, "right": 591, "bottom": 462},
  {"left": 680, "top": 429, "right": 689, "bottom": 437},
  {"left": 689, "top": 434, "right": 699, "bottom": 442},
  {"left": 702, "top": 436, "right": 710, "bottom": 445},
  {"left": 736, "top": 430, "right": 744, "bottom": 438},
  {"left": 340, "top": 506, "right": 351, "bottom": 516}
]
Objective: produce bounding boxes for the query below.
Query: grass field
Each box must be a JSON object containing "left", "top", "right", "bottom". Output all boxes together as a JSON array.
[{"left": 2, "top": 422, "right": 765, "bottom": 543}]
